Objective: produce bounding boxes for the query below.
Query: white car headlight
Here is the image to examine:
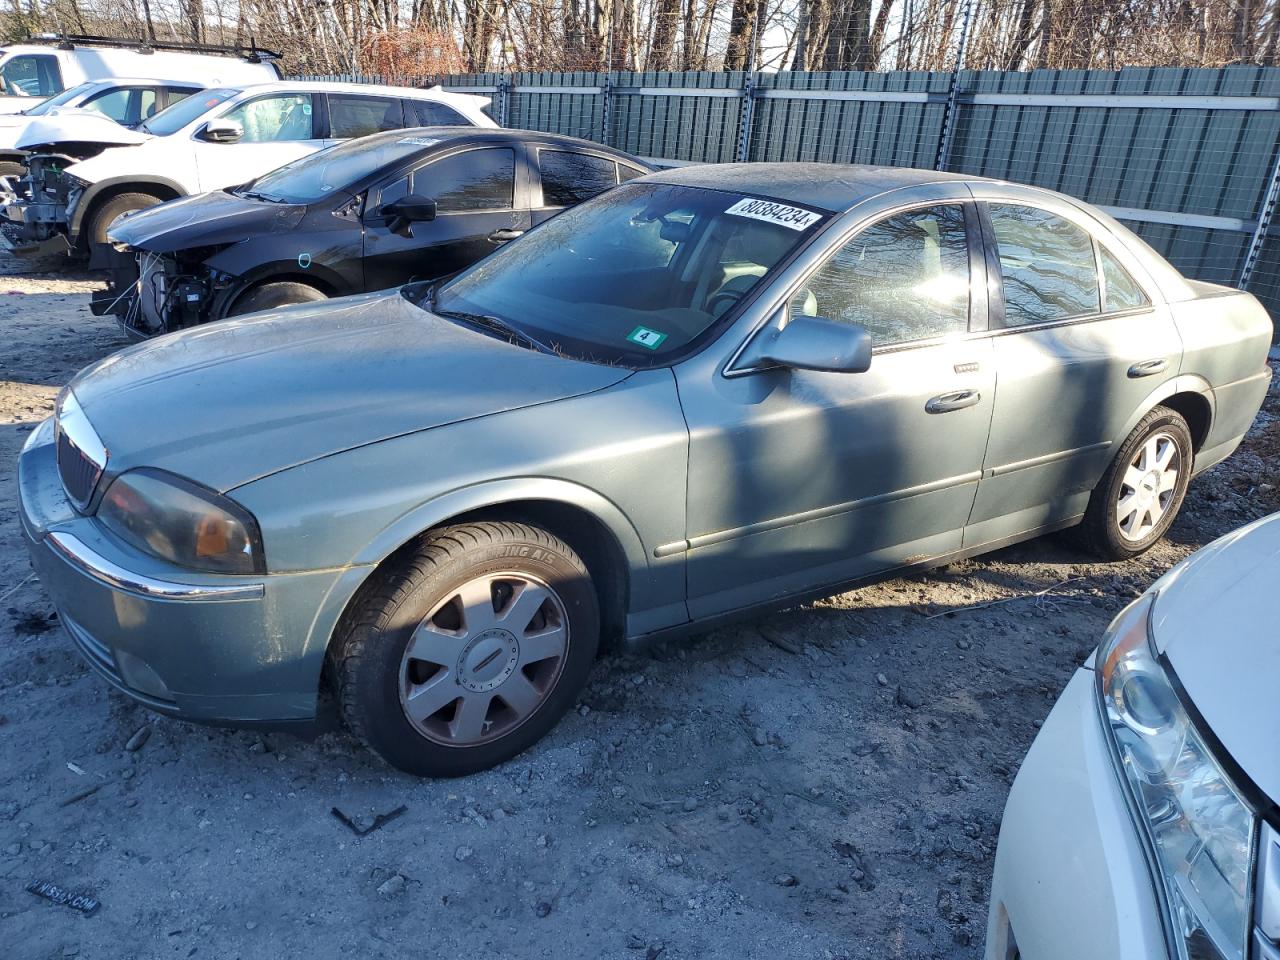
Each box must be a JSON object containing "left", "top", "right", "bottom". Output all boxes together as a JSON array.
[{"left": 1097, "top": 593, "right": 1257, "bottom": 960}]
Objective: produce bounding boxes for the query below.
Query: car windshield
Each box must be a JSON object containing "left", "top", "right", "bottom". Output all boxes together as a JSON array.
[
  {"left": 429, "top": 182, "right": 826, "bottom": 365},
  {"left": 244, "top": 132, "right": 441, "bottom": 204},
  {"left": 24, "top": 82, "right": 95, "bottom": 116},
  {"left": 140, "top": 87, "right": 239, "bottom": 136}
]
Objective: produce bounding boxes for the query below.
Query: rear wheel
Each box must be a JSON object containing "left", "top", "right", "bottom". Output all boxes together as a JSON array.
[
  {"left": 334, "top": 521, "right": 600, "bottom": 777},
  {"left": 1077, "top": 406, "right": 1193, "bottom": 560},
  {"left": 86, "top": 191, "right": 163, "bottom": 247},
  {"left": 229, "top": 281, "right": 327, "bottom": 317}
]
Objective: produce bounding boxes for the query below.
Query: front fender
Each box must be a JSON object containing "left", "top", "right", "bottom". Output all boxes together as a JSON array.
[{"left": 70, "top": 174, "right": 188, "bottom": 239}]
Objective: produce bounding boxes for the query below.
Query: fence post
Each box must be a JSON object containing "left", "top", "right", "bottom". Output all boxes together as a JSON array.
[
  {"left": 736, "top": 73, "right": 757, "bottom": 163},
  {"left": 601, "top": 76, "right": 613, "bottom": 145},
  {"left": 497, "top": 76, "right": 511, "bottom": 129},
  {"left": 934, "top": 0, "right": 975, "bottom": 171},
  {"left": 1239, "top": 142, "right": 1280, "bottom": 289}
]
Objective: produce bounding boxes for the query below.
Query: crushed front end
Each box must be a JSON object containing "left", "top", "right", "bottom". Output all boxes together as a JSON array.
[
  {"left": 93, "top": 248, "right": 233, "bottom": 340},
  {"left": 1, "top": 152, "right": 85, "bottom": 254}
]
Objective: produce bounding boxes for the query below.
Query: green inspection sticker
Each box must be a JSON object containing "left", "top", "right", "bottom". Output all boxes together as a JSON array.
[{"left": 626, "top": 326, "right": 668, "bottom": 350}]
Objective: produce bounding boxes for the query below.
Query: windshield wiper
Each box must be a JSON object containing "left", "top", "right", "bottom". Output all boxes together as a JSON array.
[
  {"left": 239, "top": 189, "right": 285, "bottom": 204},
  {"left": 435, "top": 308, "right": 551, "bottom": 354}
]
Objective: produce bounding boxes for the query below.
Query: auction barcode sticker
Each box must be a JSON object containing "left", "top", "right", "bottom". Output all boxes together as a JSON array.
[{"left": 724, "top": 198, "right": 822, "bottom": 231}]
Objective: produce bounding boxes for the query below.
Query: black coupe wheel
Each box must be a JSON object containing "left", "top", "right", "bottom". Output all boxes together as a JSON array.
[
  {"left": 229, "top": 281, "right": 327, "bottom": 317},
  {"left": 334, "top": 522, "right": 600, "bottom": 777},
  {"left": 1077, "top": 405, "right": 1193, "bottom": 560}
]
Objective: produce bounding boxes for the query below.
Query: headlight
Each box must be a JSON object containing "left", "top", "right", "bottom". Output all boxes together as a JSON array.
[
  {"left": 96, "top": 468, "right": 264, "bottom": 575},
  {"left": 1097, "top": 594, "right": 1256, "bottom": 960}
]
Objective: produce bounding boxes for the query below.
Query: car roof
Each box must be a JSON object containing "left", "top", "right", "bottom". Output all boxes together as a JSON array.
[
  {"left": 342, "top": 126, "right": 650, "bottom": 163},
  {"left": 227, "top": 80, "right": 485, "bottom": 102},
  {"left": 643, "top": 162, "right": 989, "bottom": 213}
]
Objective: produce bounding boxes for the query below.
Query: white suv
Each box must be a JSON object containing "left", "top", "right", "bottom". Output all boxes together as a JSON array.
[
  {"left": 3, "top": 80, "right": 495, "bottom": 257},
  {"left": 0, "top": 78, "right": 205, "bottom": 178},
  {"left": 0, "top": 35, "right": 279, "bottom": 113}
]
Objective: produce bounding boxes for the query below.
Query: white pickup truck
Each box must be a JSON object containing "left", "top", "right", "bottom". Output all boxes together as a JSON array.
[{"left": 2, "top": 79, "right": 495, "bottom": 259}]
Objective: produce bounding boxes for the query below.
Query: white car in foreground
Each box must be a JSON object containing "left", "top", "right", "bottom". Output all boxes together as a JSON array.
[
  {"left": 3, "top": 79, "right": 495, "bottom": 256},
  {"left": 986, "top": 512, "right": 1280, "bottom": 960}
]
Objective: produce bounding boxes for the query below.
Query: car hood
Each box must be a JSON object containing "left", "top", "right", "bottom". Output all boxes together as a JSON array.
[
  {"left": 16, "top": 113, "right": 150, "bottom": 151},
  {"left": 108, "top": 190, "right": 306, "bottom": 252},
  {"left": 69, "top": 289, "right": 632, "bottom": 492},
  {"left": 1151, "top": 512, "right": 1280, "bottom": 803}
]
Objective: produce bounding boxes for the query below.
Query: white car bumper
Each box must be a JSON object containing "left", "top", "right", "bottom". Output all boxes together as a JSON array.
[{"left": 985, "top": 667, "right": 1170, "bottom": 960}]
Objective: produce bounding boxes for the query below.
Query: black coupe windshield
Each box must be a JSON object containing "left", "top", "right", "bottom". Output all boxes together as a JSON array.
[
  {"left": 430, "top": 183, "right": 825, "bottom": 364},
  {"left": 141, "top": 87, "right": 239, "bottom": 136},
  {"left": 245, "top": 132, "right": 441, "bottom": 204},
  {"left": 25, "top": 82, "right": 95, "bottom": 116}
]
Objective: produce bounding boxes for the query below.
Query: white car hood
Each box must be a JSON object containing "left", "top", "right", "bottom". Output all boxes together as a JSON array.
[
  {"left": 16, "top": 113, "right": 151, "bottom": 150},
  {"left": 1151, "top": 512, "right": 1280, "bottom": 803}
]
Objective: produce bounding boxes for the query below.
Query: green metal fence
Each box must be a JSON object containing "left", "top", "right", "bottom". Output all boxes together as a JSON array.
[{"left": 308, "top": 67, "right": 1280, "bottom": 323}]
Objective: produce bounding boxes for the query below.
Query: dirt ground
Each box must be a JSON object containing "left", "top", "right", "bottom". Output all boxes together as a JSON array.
[{"left": 1, "top": 255, "right": 1277, "bottom": 960}]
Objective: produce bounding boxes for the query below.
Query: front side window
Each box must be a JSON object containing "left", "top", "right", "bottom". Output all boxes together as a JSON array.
[
  {"left": 430, "top": 183, "right": 823, "bottom": 365},
  {"left": 789, "top": 204, "right": 971, "bottom": 346},
  {"left": 0, "top": 54, "right": 61, "bottom": 97},
  {"left": 411, "top": 100, "right": 470, "bottom": 126},
  {"left": 539, "top": 150, "right": 617, "bottom": 207},
  {"left": 329, "top": 94, "right": 404, "bottom": 139},
  {"left": 415, "top": 148, "right": 515, "bottom": 212},
  {"left": 1100, "top": 246, "right": 1151, "bottom": 312},
  {"left": 222, "top": 93, "right": 315, "bottom": 143},
  {"left": 989, "top": 204, "right": 1100, "bottom": 326},
  {"left": 82, "top": 87, "right": 134, "bottom": 123},
  {"left": 141, "top": 87, "right": 240, "bottom": 136}
]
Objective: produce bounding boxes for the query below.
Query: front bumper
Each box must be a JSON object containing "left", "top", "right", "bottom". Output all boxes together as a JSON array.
[
  {"left": 985, "top": 667, "right": 1169, "bottom": 960},
  {"left": 18, "top": 420, "right": 358, "bottom": 727}
]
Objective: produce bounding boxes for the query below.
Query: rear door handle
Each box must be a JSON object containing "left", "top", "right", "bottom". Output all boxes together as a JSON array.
[
  {"left": 1128, "top": 358, "right": 1168, "bottom": 378},
  {"left": 488, "top": 228, "right": 525, "bottom": 243},
  {"left": 925, "top": 389, "right": 982, "bottom": 414}
]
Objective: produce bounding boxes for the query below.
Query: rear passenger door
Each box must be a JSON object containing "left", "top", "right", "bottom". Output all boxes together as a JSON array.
[
  {"left": 361, "top": 145, "right": 531, "bottom": 291},
  {"left": 531, "top": 148, "right": 635, "bottom": 226},
  {"left": 965, "top": 190, "right": 1183, "bottom": 546}
]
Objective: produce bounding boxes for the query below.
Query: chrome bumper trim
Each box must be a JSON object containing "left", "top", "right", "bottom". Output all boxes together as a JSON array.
[{"left": 47, "top": 531, "right": 265, "bottom": 602}]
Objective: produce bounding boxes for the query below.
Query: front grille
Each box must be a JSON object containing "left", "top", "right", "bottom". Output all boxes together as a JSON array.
[{"left": 56, "top": 426, "right": 101, "bottom": 508}]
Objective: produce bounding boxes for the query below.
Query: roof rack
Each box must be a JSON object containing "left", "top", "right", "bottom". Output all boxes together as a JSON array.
[{"left": 23, "top": 33, "right": 282, "bottom": 62}]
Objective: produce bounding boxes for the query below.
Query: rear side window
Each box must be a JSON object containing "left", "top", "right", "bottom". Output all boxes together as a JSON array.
[
  {"left": 409, "top": 100, "right": 470, "bottom": 126},
  {"left": 989, "top": 204, "right": 1100, "bottom": 326},
  {"left": 1100, "top": 246, "right": 1150, "bottom": 312},
  {"left": 329, "top": 95, "right": 404, "bottom": 139},
  {"left": 790, "top": 204, "right": 971, "bottom": 346},
  {"left": 1, "top": 54, "right": 62, "bottom": 97},
  {"left": 539, "top": 150, "right": 617, "bottom": 206},
  {"left": 618, "top": 164, "right": 646, "bottom": 182},
  {"left": 160, "top": 86, "right": 200, "bottom": 110},
  {"left": 223, "top": 93, "right": 316, "bottom": 142},
  {"left": 415, "top": 148, "right": 514, "bottom": 212}
]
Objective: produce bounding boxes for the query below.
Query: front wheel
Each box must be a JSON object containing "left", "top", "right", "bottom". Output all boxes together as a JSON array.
[
  {"left": 86, "top": 191, "right": 163, "bottom": 247},
  {"left": 1077, "top": 406, "right": 1193, "bottom": 560},
  {"left": 334, "top": 521, "right": 600, "bottom": 777},
  {"left": 228, "top": 281, "right": 327, "bottom": 317}
]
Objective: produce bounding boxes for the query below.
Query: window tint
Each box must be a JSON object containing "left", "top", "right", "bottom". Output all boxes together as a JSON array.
[
  {"left": 989, "top": 204, "right": 1100, "bottom": 326},
  {"left": 539, "top": 150, "right": 617, "bottom": 206},
  {"left": 223, "top": 94, "right": 315, "bottom": 143},
  {"left": 410, "top": 100, "right": 470, "bottom": 126},
  {"left": 329, "top": 95, "right": 404, "bottom": 139},
  {"left": 1100, "top": 246, "right": 1150, "bottom": 312},
  {"left": 160, "top": 86, "right": 200, "bottom": 110},
  {"left": 414, "top": 148, "right": 514, "bottom": 212},
  {"left": 618, "top": 164, "right": 646, "bottom": 182},
  {"left": 0, "top": 55, "right": 61, "bottom": 97},
  {"left": 790, "top": 204, "right": 970, "bottom": 346},
  {"left": 83, "top": 87, "right": 133, "bottom": 122}
]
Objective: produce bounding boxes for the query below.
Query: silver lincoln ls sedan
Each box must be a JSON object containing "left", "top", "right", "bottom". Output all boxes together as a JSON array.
[{"left": 18, "top": 163, "right": 1272, "bottom": 776}]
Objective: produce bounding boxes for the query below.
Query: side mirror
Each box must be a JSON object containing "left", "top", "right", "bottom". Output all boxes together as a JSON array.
[
  {"left": 199, "top": 119, "right": 243, "bottom": 143},
  {"left": 381, "top": 193, "right": 437, "bottom": 237},
  {"left": 746, "top": 314, "right": 872, "bottom": 374}
]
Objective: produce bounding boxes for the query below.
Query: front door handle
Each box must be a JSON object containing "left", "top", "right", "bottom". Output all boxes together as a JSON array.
[
  {"left": 925, "top": 389, "right": 982, "bottom": 414},
  {"left": 1128, "top": 358, "right": 1168, "bottom": 378},
  {"left": 488, "top": 228, "right": 525, "bottom": 243}
]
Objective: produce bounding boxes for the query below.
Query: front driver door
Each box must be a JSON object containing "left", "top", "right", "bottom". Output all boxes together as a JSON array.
[
  {"left": 676, "top": 198, "right": 996, "bottom": 618},
  {"left": 362, "top": 145, "right": 530, "bottom": 291},
  {"left": 192, "top": 92, "right": 326, "bottom": 193}
]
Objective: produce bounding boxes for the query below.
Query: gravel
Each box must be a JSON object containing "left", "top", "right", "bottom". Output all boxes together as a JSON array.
[{"left": 1, "top": 257, "right": 1277, "bottom": 959}]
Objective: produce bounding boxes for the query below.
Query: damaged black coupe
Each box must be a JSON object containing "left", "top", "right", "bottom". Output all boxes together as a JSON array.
[{"left": 96, "top": 127, "right": 651, "bottom": 337}]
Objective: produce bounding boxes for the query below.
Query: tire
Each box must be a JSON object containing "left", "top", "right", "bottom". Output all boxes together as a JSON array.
[
  {"left": 86, "top": 191, "right": 163, "bottom": 247},
  {"left": 229, "top": 281, "right": 327, "bottom": 317},
  {"left": 0, "top": 160, "right": 25, "bottom": 179},
  {"left": 334, "top": 521, "right": 600, "bottom": 777},
  {"left": 1077, "top": 405, "right": 1193, "bottom": 560}
]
